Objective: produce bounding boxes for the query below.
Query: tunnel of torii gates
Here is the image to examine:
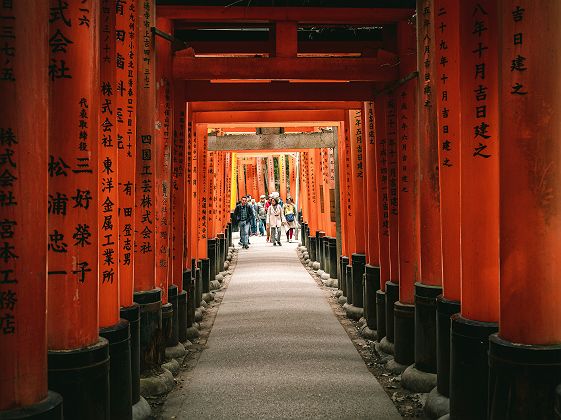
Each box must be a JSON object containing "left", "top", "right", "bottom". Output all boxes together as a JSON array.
[{"left": 1, "top": 1, "right": 561, "bottom": 420}]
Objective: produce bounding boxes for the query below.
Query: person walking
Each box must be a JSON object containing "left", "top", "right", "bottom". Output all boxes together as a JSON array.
[
  {"left": 266, "top": 197, "right": 286, "bottom": 246},
  {"left": 250, "top": 197, "right": 258, "bottom": 236},
  {"left": 233, "top": 196, "right": 254, "bottom": 249},
  {"left": 256, "top": 195, "right": 267, "bottom": 236},
  {"left": 265, "top": 194, "right": 272, "bottom": 242},
  {"left": 283, "top": 197, "right": 297, "bottom": 243}
]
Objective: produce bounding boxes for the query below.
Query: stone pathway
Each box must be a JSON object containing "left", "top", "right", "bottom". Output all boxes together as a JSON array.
[{"left": 161, "top": 234, "right": 401, "bottom": 419}]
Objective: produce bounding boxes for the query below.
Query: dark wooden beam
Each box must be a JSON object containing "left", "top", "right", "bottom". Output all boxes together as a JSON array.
[
  {"left": 184, "top": 81, "right": 378, "bottom": 101},
  {"left": 158, "top": 6, "right": 414, "bottom": 24},
  {"left": 189, "top": 101, "right": 364, "bottom": 111},
  {"left": 174, "top": 56, "right": 398, "bottom": 81}
]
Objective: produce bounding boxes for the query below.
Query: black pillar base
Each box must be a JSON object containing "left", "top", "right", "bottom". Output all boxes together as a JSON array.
[
  {"left": 436, "top": 296, "right": 460, "bottom": 397},
  {"left": 376, "top": 289, "right": 386, "bottom": 340},
  {"left": 133, "top": 289, "right": 163, "bottom": 372},
  {"left": 183, "top": 269, "right": 194, "bottom": 328},
  {"left": 339, "top": 256, "right": 349, "bottom": 297},
  {"left": 385, "top": 281, "right": 399, "bottom": 343},
  {"left": 414, "top": 283, "right": 442, "bottom": 374},
  {"left": 489, "top": 334, "right": 561, "bottom": 420},
  {"left": 316, "top": 231, "right": 325, "bottom": 265},
  {"left": 309, "top": 237, "right": 317, "bottom": 263},
  {"left": 322, "top": 237, "right": 329, "bottom": 273},
  {"left": 449, "top": 314, "right": 497, "bottom": 420},
  {"left": 351, "top": 254, "right": 366, "bottom": 308},
  {"left": 0, "top": 391, "right": 63, "bottom": 420},
  {"left": 200, "top": 258, "right": 214, "bottom": 293},
  {"left": 394, "top": 301, "right": 415, "bottom": 366},
  {"left": 301, "top": 222, "right": 307, "bottom": 247},
  {"left": 99, "top": 319, "right": 132, "bottom": 420},
  {"left": 194, "top": 267, "right": 202, "bottom": 308},
  {"left": 167, "top": 285, "right": 179, "bottom": 347},
  {"left": 48, "top": 338, "right": 109, "bottom": 420},
  {"left": 177, "top": 290, "right": 188, "bottom": 344},
  {"left": 217, "top": 233, "right": 225, "bottom": 272},
  {"left": 205, "top": 240, "right": 215, "bottom": 282},
  {"left": 328, "top": 238, "right": 338, "bottom": 280},
  {"left": 120, "top": 303, "right": 140, "bottom": 405},
  {"left": 345, "top": 264, "right": 353, "bottom": 304},
  {"left": 364, "top": 264, "right": 379, "bottom": 331},
  {"left": 161, "top": 303, "right": 173, "bottom": 357}
]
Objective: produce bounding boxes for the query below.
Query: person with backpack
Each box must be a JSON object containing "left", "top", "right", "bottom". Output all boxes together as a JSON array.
[
  {"left": 256, "top": 195, "right": 267, "bottom": 236},
  {"left": 283, "top": 197, "right": 297, "bottom": 243}
]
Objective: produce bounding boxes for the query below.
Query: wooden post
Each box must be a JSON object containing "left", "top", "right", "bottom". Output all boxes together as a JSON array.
[
  {"left": 47, "top": 1, "right": 110, "bottom": 417},
  {"left": 0, "top": 1, "right": 62, "bottom": 417},
  {"left": 450, "top": 2, "right": 499, "bottom": 418},
  {"left": 489, "top": 3, "right": 561, "bottom": 418}
]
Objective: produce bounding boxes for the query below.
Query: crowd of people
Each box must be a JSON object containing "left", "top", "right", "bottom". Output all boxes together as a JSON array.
[{"left": 233, "top": 192, "right": 298, "bottom": 249}]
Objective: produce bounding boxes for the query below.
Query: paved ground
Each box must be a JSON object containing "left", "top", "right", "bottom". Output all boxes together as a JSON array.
[{"left": 161, "top": 233, "right": 401, "bottom": 419}]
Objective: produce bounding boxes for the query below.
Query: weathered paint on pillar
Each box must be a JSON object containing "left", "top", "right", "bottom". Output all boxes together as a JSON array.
[
  {"left": 48, "top": 0, "right": 100, "bottom": 349},
  {"left": 397, "top": 80, "right": 420, "bottom": 305},
  {"left": 319, "top": 149, "right": 328, "bottom": 233},
  {"left": 435, "top": 0, "right": 461, "bottom": 302},
  {"left": 417, "top": 1, "right": 443, "bottom": 288},
  {"left": 499, "top": 1, "right": 561, "bottom": 345},
  {"left": 308, "top": 150, "right": 319, "bottom": 234},
  {"left": 134, "top": 0, "right": 156, "bottom": 292},
  {"left": 171, "top": 83, "right": 185, "bottom": 291},
  {"left": 386, "top": 95, "right": 399, "bottom": 284},
  {"left": 374, "top": 96, "right": 390, "bottom": 291},
  {"left": 99, "top": 0, "right": 119, "bottom": 327},
  {"left": 299, "top": 152, "right": 309, "bottom": 224},
  {"left": 459, "top": 0, "right": 499, "bottom": 322},
  {"left": 338, "top": 119, "right": 351, "bottom": 256},
  {"left": 266, "top": 155, "right": 275, "bottom": 195},
  {"left": 342, "top": 115, "right": 356, "bottom": 254},
  {"left": 0, "top": 0, "right": 50, "bottom": 410},
  {"left": 116, "top": 0, "right": 137, "bottom": 307},
  {"left": 196, "top": 124, "right": 208, "bottom": 259}
]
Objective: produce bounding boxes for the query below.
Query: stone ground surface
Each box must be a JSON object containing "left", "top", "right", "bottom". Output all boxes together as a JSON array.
[{"left": 160, "top": 233, "right": 401, "bottom": 419}]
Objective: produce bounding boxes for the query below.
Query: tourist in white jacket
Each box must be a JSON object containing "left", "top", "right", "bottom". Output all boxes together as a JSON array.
[{"left": 266, "top": 197, "right": 286, "bottom": 246}]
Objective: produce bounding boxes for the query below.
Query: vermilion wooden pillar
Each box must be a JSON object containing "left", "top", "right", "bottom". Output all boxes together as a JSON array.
[
  {"left": 46, "top": 1, "right": 109, "bottom": 418},
  {"left": 185, "top": 113, "right": 196, "bottom": 265},
  {"left": 347, "top": 109, "right": 366, "bottom": 319},
  {"left": 450, "top": 2, "right": 499, "bottom": 418},
  {"left": 98, "top": 0, "right": 120, "bottom": 330},
  {"left": 134, "top": 0, "right": 162, "bottom": 378},
  {"left": 400, "top": 2, "right": 441, "bottom": 390},
  {"left": 115, "top": 2, "right": 140, "bottom": 410},
  {"left": 288, "top": 155, "right": 297, "bottom": 202},
  {"left": 489, "top": 3, "right": 561, "bottom": 419},
  {"left": 373, "top": 95, "right": 391, "bottom": 343},
  {"left": 237, "top": 161, "right": 246, "bottom": 198},
  {"left": 394, "top": 78, "right": 420, "bottom": 370},
  {"left": 171, "top": 81, "right": 187, "bottom": 346},
  {"left": 363, "top": 101, "right": 380, "bottom": 340},
  {"left": 327, "top": 148, "right": 337, "bottom": 238},
  {"left": 299, "top": 151, "right": 309, "bottom": 244},
  {"left": 257, "top": 157, "right": 266, "bottom": 199},
  {"left": 384, "top": 93, "right": 399, "bottom": 352},
  {"left": 266, "top": 155, "right": 275, "bottom": 195},
  {"left": 279, "top": 154, "right": 288, "bottom": 200},
  {"left": 337, "top": 117, "right": 352, "bottom": 300},
  {"left": 196, "top": 124, "right": 209, "bottom": 260},
  {"left": 427, "top": 0, "right": 462, "bottom": 410},
  {"left": 98, "top": 4, "right": 133, "bottom": 419},
  {"left": 0, "top": 1, "right": 63, "bottom": 417}
]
